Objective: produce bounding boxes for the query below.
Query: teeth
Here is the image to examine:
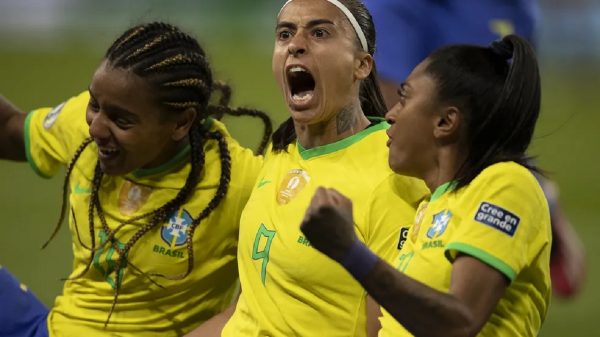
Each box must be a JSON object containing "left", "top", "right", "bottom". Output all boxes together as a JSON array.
[
  {"left": 292, "top": 91, "right": 313, "bottom": 102},
  {"left": 289, "top": 66, "right": 307, "bottom": 73},
  {"left": 100, "top": 148, "right": 118, "bottom": 155}
]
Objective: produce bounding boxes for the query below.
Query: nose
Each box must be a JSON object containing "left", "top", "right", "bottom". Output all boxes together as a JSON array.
[
  {"left": 288, "top": 34, "right": 307, "bottom": 57},
  {"left": 385, "top": 108, "right": 396, "bottom": 125},
  {"left": 87, "top": 111, "right": 111, "bottom": 142}
]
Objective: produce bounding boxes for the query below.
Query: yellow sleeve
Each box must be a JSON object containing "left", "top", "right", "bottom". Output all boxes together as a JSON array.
[
  {"left": 364, "top": 174, "right": 428, "bottom": 264},
  {"left": 24, "top": 91, "right": 90, "bottom": 178},
  {"left": 445, "top": 163, "right": 551, "bottom": 282}
]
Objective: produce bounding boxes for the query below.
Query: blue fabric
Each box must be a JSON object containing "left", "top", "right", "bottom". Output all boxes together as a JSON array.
[
  {"left": 0, "top": 268, "right": 49, "bottom": 337},
  {"left": 364, "top": 0, "right": 539, "bottom": 83}
]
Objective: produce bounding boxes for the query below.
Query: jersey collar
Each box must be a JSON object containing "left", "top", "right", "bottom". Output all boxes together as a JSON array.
[{"left": 297, "top": 117, "right": 388, "bottom": 160}]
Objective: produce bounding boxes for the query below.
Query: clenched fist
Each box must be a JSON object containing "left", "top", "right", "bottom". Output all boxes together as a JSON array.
[{"left": 300, "top": 187, "right": 358, "bottom": 262}]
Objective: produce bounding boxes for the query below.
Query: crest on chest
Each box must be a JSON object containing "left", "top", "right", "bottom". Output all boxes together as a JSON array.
[
  {"left": 118, "top": 181, "right": 152, "bottom": 215},
  {"left": 277, "top": 169, "right": 311, "bottom": 205}
]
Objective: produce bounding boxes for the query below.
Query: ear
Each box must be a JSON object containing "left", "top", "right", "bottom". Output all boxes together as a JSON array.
[
  {"left": 433, "top": 106, "right": 460, "bottom": 141},
  {"left": 171, "top": 108, "right": 197, "bottom": 141},
  {"left": 354, "top": 52, "right": 373, "bottom": 81}
]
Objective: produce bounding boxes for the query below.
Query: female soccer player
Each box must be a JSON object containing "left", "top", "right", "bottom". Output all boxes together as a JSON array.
[
  {"left": 364, "top": 0, "right": 585, "bottom": 298},
  {"left": 0, "top": 22, "right": 271, "bottom": 337},
  {"left": 301, "top": 34, "right": 551, "bottom": 337},
  {"left": 187, "top": 0, "right": 428, "bottom": 336}
]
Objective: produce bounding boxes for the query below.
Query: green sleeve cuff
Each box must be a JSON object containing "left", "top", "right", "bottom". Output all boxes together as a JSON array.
[
  {"left": 24, "top": 111, "right": 51, "bottom": 179},
  {"left": 445, "top": 242, "right": 517, "bottom": 282}
]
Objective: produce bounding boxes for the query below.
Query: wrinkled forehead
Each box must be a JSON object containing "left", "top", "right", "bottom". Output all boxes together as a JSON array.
[{"left": 277, "top": 0, "right": 347, "bottom": 26}]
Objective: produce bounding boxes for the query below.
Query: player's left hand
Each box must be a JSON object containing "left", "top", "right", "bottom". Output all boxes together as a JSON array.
[{"left": 300, "top": 187, "right": 357, "bottom": 262}]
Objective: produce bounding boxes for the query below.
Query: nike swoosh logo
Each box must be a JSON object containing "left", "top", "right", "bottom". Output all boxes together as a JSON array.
[
  {"left": 257, "top": 178, "right": 271, "bottom": 189},
  {"left": 73, "top": 182, "right": 91, "bottom": 194}
]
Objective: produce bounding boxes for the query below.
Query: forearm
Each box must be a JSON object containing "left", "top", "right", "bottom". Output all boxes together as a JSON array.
[
  {"left": 360, "top": 259, "right": 475, "bottom": 337},
  {"left": 0, "top": 95, "right": 26, "bottom": 161}
]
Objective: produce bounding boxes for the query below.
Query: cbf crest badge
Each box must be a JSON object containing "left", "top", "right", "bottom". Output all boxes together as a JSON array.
[
  {"left": 161, "top": 209, "right": 192, "bottom": 247},
  {"left": 426, "top": 210, "right": 453, "bottom": 239}
]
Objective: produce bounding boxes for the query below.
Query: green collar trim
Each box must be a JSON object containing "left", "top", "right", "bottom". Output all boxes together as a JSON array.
[
  {"left": 430, "top": 180, "right": 456, "bottom": 202},
  {"left": 131, "top": 143, "right": 191, "bottom": 179},
  {"left": 200, "top": 117, "right": 214, "bottom": 133},
  {"left": 297, "top": 117, "right": 388, "bottom": 160}
]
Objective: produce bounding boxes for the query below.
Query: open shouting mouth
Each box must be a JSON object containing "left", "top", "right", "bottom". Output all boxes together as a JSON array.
[{"left": 286, "top": 64, "right": 316, "bottom": 110}]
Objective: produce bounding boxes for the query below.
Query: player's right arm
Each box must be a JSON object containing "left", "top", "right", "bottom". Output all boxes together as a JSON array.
[{"left": 0, "top": 95, "right": 27, "bottom": 161}]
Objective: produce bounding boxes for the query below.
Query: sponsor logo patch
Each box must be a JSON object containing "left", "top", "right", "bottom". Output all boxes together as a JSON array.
[
  {"left": 397, "top": 227, "right": 409, "bottom": 250},
  {"left": 474, "top": 202, "right": 520, "bottom": 236},
  {"left": 43, "top": 102, "right": 65, "bottom": 129}
]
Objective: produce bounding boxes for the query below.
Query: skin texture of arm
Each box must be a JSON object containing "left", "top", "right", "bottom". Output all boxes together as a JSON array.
[
  {"left": 301, "top": 187, "right": 508, "bottom": 337},
  {"left": 184, "top": 300, "right": 237, "bottom": 337},
  {"left": 0, "top": 95, "right": 27, "bottom": 161}
]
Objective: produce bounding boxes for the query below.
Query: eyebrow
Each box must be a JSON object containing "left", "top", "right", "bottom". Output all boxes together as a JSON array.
[
  {"left": 276, "top": 19, "right": 335, "bottom": 31},
  {"left": 88, "top": 87, "right": 140, "bottom": 122}
]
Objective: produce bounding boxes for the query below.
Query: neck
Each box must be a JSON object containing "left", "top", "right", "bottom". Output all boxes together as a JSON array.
[
  {"left": 295, "top": 103, "right": 370, "bottom": 149},
  {"left": 421, "top": 144, "right": 464, "bottom": 193}
]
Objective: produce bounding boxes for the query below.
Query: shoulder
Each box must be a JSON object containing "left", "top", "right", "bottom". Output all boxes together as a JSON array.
[
  {"left": 29, "top": 91, "right": 89, "bottom": 127},
  {"left": 206, "top": 119, "right": 261, "bottom": 161},
  {"left": 206, "top": 118, "right": 263, "bottom": 185},
  {"left": 463, "top": 161, "right": 548, "bottom": 217},
  {"left": 471, "top": 161, "right": 541, "bottom": 192}
]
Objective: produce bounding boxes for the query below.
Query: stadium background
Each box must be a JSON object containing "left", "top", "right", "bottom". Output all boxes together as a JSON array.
[{"left": 0, "top": 0, "right": 597, "bottom": 335}]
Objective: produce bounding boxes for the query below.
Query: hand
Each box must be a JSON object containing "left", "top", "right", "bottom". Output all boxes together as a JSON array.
[{"left": 300, "top": 187, "right": 358, "bottom": 262}]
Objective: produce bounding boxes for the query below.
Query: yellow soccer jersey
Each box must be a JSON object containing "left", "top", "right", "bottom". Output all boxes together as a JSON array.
[
  {"left": 24, "top": 91, "right": 263, "bottom": 336},
  {"left": 379, "top": 162, "right": 551, "bottom": 337},
  {"left": 222, "top": 120, "right": 428, "bottom": 337}
]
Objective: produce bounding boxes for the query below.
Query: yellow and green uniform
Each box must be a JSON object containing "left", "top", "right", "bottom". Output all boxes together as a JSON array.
[
  {"left": 24, "top": 91, "right": 262, "bottom": 336},
  {"left": 379, "top": 162, "right": 551, "bottom": 337},
  {"left": 222, "top": 120, "right": 428, "bottom": 337}
]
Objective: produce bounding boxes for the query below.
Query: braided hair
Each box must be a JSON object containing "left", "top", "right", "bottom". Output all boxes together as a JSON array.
[{"left": 44, "top": 22, "right": 272, "bottom": 325}]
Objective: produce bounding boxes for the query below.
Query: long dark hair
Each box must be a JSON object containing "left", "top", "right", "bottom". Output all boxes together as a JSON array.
[
  {"left": 42, "top": 21, "right": 272, "bottom": 325},
  {"left": 271, "top": 0, "right": 387, "bottom": 152},
  {"left": 425, "top": 34, "right": 541, "bottom": 189}
]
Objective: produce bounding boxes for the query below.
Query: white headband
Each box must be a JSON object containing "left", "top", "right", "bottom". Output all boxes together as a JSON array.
[{"left": 278, "top": 0, "right": 369, "bottom": 53}]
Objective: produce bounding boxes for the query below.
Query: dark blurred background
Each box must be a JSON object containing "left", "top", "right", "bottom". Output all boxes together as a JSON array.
[{"left": 0, "top": 1, "right": 598, "bottom": 336}]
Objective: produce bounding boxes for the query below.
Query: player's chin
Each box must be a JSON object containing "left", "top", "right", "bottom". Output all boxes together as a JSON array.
[
  {"left": 98, "top": 159, "right": 128, "bottom": 176},
  {"left": 387, "top": 156, "right": 403, "bottom": 174}
]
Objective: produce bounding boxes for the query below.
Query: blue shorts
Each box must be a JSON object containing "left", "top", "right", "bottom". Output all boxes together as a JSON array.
[
  {"left": 0, "top": 267, "right": 49, "bottom": 337},
  {"left": 364, "top": 0, "right": 539, "bottom": 83}
]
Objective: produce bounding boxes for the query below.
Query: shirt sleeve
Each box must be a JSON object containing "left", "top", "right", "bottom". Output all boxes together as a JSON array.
[
  {"left": 364, "top": 174, "right": 429, "bottom": 264},
  {"left": 445, "top": 164, "right": 550, "bottom": 282},
  {"left": 24, "top": 91, "right": 91, "bottom": 178}
]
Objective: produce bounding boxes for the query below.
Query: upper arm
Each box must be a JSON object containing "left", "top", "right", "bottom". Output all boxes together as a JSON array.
[
  {"left": 0, "top": 96, "right": 27, "bottom": 161},
  {"left": 449, "top": 254, "right": 508, "bottom": 334}
]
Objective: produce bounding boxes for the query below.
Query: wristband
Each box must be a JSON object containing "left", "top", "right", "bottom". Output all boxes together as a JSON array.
[{"left": 340, "top": 240, "right": 379, "bottom": 282}]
